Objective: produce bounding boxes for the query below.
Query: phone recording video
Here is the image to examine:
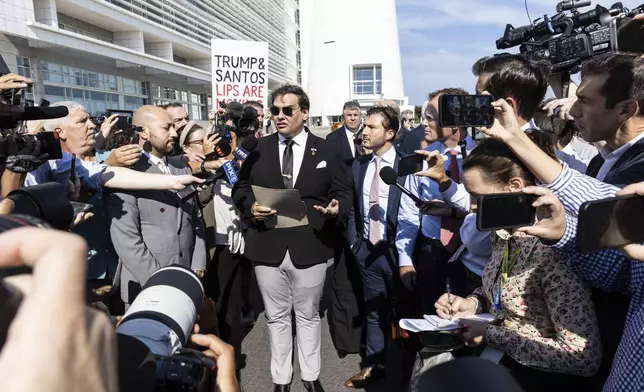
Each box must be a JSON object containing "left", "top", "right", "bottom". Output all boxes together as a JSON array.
[
  {"left": 476, "top": 193, "right": 537, "bottom": 231},
  {"left": 439, "top": 94, "right": 494, "bottom": 128},
  {"left": 398, "top": 154, "right": 424, "bottom": 177},
  {"left": 577, "top": 195, "right": 644, "bottom": 254}
]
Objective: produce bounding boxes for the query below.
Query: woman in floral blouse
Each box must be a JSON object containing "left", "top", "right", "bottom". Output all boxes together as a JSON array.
[{"left": 434, "top": 135, "right": 602, "bottom": 389}]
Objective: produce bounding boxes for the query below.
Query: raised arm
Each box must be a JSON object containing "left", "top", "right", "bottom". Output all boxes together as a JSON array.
[
  {"left": 99, "top": 166, "right": 202, "bottom": 191},
  {"left": 396, "top": 174, "right": 421, "bottom": 268}
]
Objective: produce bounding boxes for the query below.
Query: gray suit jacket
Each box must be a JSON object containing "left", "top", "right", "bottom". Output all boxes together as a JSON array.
[{"left": 105, "top": 155, "right": 207, "bottom": 303}]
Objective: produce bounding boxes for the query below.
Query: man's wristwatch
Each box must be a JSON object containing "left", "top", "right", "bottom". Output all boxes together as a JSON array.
[
  {"left": 193, "top": 269, "right": 205, "bottom": 279},
  {"left": 199, "top": 160, "right": 207, "bottom": 173}
]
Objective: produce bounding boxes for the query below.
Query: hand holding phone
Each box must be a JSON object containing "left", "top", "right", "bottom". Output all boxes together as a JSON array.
[{"left": 439, "top": 94, "right": 494, "bottom": 128}]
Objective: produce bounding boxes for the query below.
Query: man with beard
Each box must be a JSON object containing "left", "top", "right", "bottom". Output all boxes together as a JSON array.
[{"left": 106, "top": 105, "right": 207, "bottom": 306}]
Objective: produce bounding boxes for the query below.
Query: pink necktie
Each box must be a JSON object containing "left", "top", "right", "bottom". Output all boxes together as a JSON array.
[
  {"left": 368, "top": 157, "right": 382, "bottom": 245},
  {"left": 441, "top": 150, "right": 462, "bottom": 251}
]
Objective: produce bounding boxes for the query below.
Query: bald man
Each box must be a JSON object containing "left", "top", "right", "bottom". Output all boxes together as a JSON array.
[{"left": 105, "top": 105, "right": 207, "bottom": 305}]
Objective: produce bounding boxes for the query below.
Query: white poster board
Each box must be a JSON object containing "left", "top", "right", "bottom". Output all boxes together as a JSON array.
[{"left": 211, "top": 39, "right": 269, "bottom": 109}]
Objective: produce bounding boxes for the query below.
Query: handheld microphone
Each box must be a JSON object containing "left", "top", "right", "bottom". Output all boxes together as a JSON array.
[
  {"left": 379, "top": 166, "right": 424, "bottom": 205},
  {"left": 176, "top": 136, "right": 258, "bottom": 201},
  {"left": 0, "top": 105, "right": 69, "bottom": 121}
]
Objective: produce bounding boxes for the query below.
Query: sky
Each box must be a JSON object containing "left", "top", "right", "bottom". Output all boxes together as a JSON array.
[{"left": 396, "top": 0, "right": 642, "bottom": 105}]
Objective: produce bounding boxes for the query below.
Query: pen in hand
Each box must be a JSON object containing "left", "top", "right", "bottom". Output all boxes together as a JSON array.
[{"left": 446, "top": 277, "right": 452, "bottom": 320}]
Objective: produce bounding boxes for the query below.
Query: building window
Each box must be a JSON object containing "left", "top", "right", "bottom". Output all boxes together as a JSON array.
[{"left": 352, "top": 64, "right": 382, "bottom": 96}]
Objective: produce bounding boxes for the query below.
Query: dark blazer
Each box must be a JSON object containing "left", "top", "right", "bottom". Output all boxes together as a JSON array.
[
  {"left": 346, "top": 149, "right": 406, "bottom": 254},
  {"left": 105, "top": 155, "right": 207, "bottom": 303},
  {"left": 394, "top": 127, "right": 423, "bottom": 155},
  {"left": 232, "top": 129, "right": 352, "bottom": 268},
  {"left": 584, "top": 137, "right": 644, "bottom": 382},
  {"left": 326, "top": 125, "right": 356, "bottom": 167}
]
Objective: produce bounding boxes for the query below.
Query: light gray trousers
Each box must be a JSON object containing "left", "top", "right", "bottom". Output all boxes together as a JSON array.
[{"left": 255, "top": 251, "right": 328, "bottom": 384}]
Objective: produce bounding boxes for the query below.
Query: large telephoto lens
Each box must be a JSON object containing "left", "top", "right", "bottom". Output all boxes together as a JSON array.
[{"left": 115, "top": 265, "right": 204, "bottom": 357}]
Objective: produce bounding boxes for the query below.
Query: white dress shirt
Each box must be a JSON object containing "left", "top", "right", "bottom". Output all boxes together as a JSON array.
[
  {"left": 278, "top": 129, "right": 308, "bottom": 185},
  {"left": 147, "top": 153, "right": 171, "bottom": 175},
  {"left": 361, "top": 146, "right": 396, "bottom": 241},
  {"left": 596, "top": 131, "right": 644, "bottom": 181},
  {"left": 345, "top": 127, "right": 356, "bottom": 158}
]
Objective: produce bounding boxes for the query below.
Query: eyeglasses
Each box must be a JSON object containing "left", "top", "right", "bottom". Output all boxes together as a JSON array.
[{"left": 270, "top": 106, "right": 300, "bottom": 117}]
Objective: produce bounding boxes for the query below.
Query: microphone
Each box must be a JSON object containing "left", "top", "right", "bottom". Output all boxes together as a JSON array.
[
  {"left": 0, "top": 105, "right": 69, "bottom": 121},
  {"left": 206, "top": 135, "right": 259, "bottom": 185},
  {"left": 176, "top": 136, "right": 259, "bottom": 201},
  {"left": 379, "top": 166, "right": 424, "bottom": 204}
]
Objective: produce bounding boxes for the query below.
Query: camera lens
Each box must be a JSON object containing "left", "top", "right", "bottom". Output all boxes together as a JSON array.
[{"left": 116, "top": 265, "right": 204, "bottom": 357}]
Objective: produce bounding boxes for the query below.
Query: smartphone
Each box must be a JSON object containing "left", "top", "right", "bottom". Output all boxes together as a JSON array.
[
  {"left": 70, "top": 201, "right": 93, "bottom": 216},
  {"left": 611, "top": 17, "right": 644, "bottom": 55},
  {"left": 476, "top": 193, "right": 537, "bottom": 231},
  {"left": 36, "top": 131, "right": 63, "bottom": 160},
  {"left": 576, "top": 195, "right": 644, "bottom": 254},
  {"left": 398, "top": 154, "right": 424, "bottom": 177},
  {"left": 107, "top": 109, "right": 133, "bottom": 130},
  {"left": 439, "top": 94, "right": 494, "bottom": 128}
]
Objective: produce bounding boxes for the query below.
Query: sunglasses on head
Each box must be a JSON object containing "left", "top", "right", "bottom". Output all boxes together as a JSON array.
[{"left": 270, "top": 106, "right": 299, "bottom": 117}]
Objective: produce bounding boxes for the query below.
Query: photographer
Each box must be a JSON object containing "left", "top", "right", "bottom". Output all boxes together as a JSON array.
[{"left": 0, "top": 226, "right": 240, "bottom": 392}]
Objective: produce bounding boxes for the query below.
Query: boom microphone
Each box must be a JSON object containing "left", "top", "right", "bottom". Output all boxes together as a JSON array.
[
  {"left": 0, "top": 105, "right": 69, "bottom": 121},
  {"left": 379, "top": 166, "right": 424, "bottom": 204}
]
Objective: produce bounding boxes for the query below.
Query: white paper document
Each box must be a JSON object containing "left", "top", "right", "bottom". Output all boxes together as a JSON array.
[
  {"left": 251, "top": 185, "right": 309, "bottom": 228},
  {"left": 399, "top": 313, "right": 496, "bottom": 332}
]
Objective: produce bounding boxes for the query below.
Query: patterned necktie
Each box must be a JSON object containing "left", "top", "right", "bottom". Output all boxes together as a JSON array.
[
  {"left": 282, "top": 139, "right": 295, "bottom": 188},
  {"left": 368, "top": 157, "right": 382, "bottom": 245},
  {"left": 441, "top": 150, "right": 462, "bottom": 251}
]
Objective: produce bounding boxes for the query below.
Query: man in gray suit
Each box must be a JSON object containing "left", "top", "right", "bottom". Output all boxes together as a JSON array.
[{"left": 106, "top": 106, "right": 207, "bottom": 305}]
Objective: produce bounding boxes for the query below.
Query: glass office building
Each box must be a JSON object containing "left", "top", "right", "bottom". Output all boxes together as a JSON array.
[{"left": 0, "top": 0, "right": 301, "bottom": 120}]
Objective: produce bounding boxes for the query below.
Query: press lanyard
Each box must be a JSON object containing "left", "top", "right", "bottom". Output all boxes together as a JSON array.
[{"left": 493, "top": 242, "right": 521, "bottom": 313}]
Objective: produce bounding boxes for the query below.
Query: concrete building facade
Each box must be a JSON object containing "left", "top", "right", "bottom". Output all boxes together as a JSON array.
[
  {"left": 300, "top": 0, "right": 407, "bottom": 125},
  {"left": 0, "top": 0, "right": 301, "bottom": 120}
]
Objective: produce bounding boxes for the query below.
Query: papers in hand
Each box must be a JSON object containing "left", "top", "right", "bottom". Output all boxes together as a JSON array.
[
  {"left": 251, "top": 185, "right": 309, "bottom": 228},
  {"left": 399, "top": 313, "right": 496, "bottom": 333}
]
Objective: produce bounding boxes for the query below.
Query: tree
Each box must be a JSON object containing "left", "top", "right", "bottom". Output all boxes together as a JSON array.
[{"left": 414, "top": 105, "right": 422, "bottom": 121}]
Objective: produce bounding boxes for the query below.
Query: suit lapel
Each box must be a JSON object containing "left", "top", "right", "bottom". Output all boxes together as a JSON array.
[
  {"left": 294, "top": 132, "right": 318, "bottom": 189},
  {"left": 339, "top": 126, "right": 353, "bottom": 160},
  {"left": 136, "top": 155, "right": 180, "bottom": 205},
  {"left": 267, "top": 133, "right": 286, "bottom": 189},
  {"left": 606, "top": 138, "right": 644, "bottom": 181},
  {"left": 357, "top": 155, "right": 371, "bottom": 224}
]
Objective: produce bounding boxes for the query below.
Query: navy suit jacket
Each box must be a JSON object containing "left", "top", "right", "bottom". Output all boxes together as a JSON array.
[
  {"left": 346, "top": 149, "right": 406, "bottom": 255},
  {"left": 394, "top": 127, "right": 423, "bottom": 155},
  {"left": 326, "top": 126, "right": 356, "bottom": 168}
]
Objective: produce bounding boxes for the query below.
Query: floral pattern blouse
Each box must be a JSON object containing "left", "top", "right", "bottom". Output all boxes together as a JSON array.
[{"left": 469, "top": 231, "right": 602, "bottom": 377}]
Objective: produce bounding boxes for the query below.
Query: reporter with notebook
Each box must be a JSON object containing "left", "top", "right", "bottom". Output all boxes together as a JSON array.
[{"left": 432, "top": 136, "right": 601, "bottom": 391}]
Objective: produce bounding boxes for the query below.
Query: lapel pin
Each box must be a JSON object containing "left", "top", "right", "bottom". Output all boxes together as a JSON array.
[{"left": 311, "top": 148, "right": 317, "bottom": 156}]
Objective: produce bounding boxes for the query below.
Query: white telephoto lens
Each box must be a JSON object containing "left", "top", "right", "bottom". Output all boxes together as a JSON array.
[{"left": 116, "top": 265, "right": 204, "bottom": 355}]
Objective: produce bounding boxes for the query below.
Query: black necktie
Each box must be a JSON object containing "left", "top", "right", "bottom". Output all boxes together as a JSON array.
[{"left": 282, "top": 139, "right": 295, "bottom": 188}]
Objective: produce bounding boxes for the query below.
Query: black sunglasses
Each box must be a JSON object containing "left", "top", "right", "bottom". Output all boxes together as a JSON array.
[{"left": 270, "top": 106, "right": 299, "bottom": 117}]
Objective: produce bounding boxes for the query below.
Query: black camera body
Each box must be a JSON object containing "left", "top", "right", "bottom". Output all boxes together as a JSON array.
[
  {"left": 496, "top": 1, "right": 644, "bottom": 73},
  {"left": 155, "top": 349, "right": 215, "bottom": 392}
]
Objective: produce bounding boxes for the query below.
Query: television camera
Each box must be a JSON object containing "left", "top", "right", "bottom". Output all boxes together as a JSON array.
[{"left": 495, "top": 1, "right": 644, "bottom": 74}]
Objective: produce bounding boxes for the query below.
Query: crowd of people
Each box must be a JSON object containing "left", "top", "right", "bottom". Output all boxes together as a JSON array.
[{"left": 1, "top": 46, "right": 644, "bottom": 392}]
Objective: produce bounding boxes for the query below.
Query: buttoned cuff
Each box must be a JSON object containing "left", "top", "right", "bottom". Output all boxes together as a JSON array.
[
  {"left": 550, "top": 214, "right": 577, "bottom": 251},
  {"left": 398, "top": 254, "right": 414, "bottom": 268}
]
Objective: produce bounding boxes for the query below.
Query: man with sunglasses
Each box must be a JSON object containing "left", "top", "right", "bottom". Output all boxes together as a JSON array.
[{"left": 232, "top": 85, "right": 351, "bottom": 392}]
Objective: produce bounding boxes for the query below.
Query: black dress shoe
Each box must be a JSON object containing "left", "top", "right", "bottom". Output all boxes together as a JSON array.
[
  {"left": 273, "top": 383, "right": 290, "bottom": 392},
  {"left": 302, "top": 379, "right": 325, "bottom": 392},
  {"left": 337, "top": 349, "right": 348, "bottom": 358}
]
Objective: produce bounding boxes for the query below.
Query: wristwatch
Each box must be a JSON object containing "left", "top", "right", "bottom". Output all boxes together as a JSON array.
[
  {"left": 193, "top": 269, "right": 205, "bottom": 279},
  {"left": 199, "top": 160, "right": 207, "bottom": 173}
]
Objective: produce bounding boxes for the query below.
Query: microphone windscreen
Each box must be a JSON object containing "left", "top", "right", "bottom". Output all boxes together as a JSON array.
[
  {"left": 379, "top": 166, "right": 399, "bottom": 185},
  {"left": 17, "top": 106, "right": 69, "bottom": 121},
  {"left": 240, "top": 135, "right": 258, "bottom": 152},
  {"left": 225, "top": 102, "right": 244, "bottom": 120}
]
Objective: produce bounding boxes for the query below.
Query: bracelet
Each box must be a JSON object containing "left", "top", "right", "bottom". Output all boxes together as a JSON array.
[{"left": 199, "top": 160, "right": 207, "bottom": 173}]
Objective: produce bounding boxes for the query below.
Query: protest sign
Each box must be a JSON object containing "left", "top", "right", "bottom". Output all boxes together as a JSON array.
[{"left": 211, "top": 39, "right": 269, "bottom": 109}]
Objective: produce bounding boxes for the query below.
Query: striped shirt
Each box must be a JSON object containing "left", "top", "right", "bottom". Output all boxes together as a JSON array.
[{"left": 544, "top": 164, "right": 644, "bottom": 392}]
